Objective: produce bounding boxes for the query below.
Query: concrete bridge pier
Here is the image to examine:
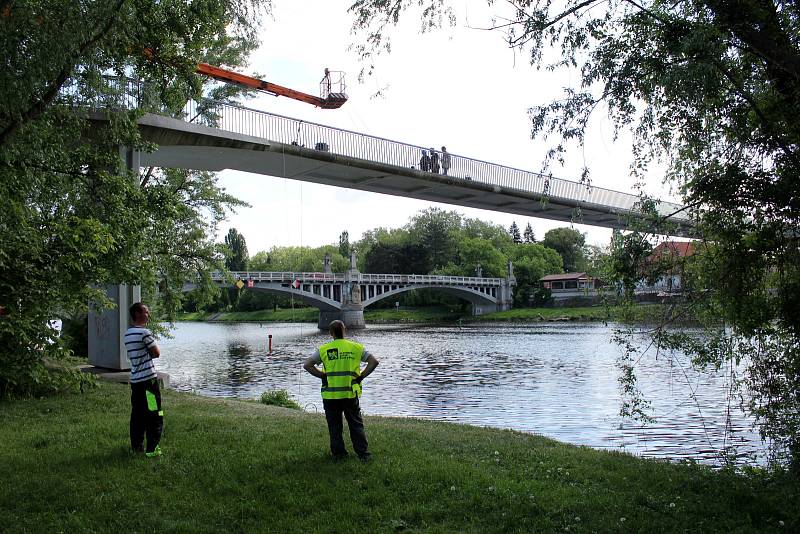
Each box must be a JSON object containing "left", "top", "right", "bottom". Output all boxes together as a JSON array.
[
  {"left": 340, "top": 304, "right": 366, "bottom": 330},
  {"left": 317, "top": 254, "right": 367, "bottom": 330},
  {"left": 88, "top": 284, "right": 139, "bottom": 370},
  {"left": 317, "top": 305, "right": 365, "bottom": 331},
  {"left": 87, "top": 147, "right": 142, "bottom": 371}
]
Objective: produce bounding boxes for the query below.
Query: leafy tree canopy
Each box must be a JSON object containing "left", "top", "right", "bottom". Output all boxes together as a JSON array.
[
  {"left": 224, "top": 228, "right": 249, "bottom": 272},
  {"left": 508, "top": 221, "right": 522, "bottom": 244},
  {"left": 338, "top": 230, "right": 350, "bottom": 258},
  {"left": 542, "top": 227, "right": 588, "bottom": 273},
  {"left": 250, "top": 246, "right": 348, "bottom": 273},
  {"left": 523, "top": 222, "right": 536, "bottom": 244},
  {"left": 0, "top": 0, "right": 270, "bottom": 397}
]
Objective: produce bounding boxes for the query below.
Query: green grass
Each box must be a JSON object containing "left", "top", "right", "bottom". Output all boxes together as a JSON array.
[{"left": 1, "top": 382, "right": 797, "bottom": 532}]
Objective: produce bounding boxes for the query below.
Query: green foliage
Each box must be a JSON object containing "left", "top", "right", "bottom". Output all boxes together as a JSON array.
[
  {"left": 462, "top": 217, "right": 515, "bottom": 251},
  {"left": 250, "top": 245, "right": 346, "bottom": 273},
  {"left": 223, "top": 228, "right": 249, "bottom": 271},
  {"left": 338, "top": 230, "right": 350, "bottom": 258},
  {"left": 454, "top": 237, "right": 506, "bottom": 277},
  {"left": 363, "top": 240, "right": 425, "bottom": 274},
  {"left": 542, "top": 227, "right": 588, "bottom": 273},
  {"left": 508, "top": 243, "right": 563, "bottom": 307},
  {"left": 523, "top": 222, "right": 536, "bottom": 243},
  {"left": 408, "top": 207, "right": 462, "bottom": 272},
  {"left": 0, "top": 0, "right": 270, "bottom": 397},
  {"left": 259, "top": 389, "right": 301, "bottom": 410},
  {"left": 508, "top": 221, "right": 522, "bottom": 244},
  {"left": 60, "top": 314, "right": 89, "bottom": 359}
]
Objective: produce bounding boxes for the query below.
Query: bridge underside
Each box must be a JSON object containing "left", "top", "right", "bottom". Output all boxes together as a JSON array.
[
  {"left": 115, "top": 113, "right": 687, "bottom": 232},
  {"left": 361, "top": 285, "right": 499, "bottom": 310}
]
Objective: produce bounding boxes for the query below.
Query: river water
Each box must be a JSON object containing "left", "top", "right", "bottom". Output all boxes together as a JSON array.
[{"left": 157, "top": 321, "right": 764, "bottom": 465}]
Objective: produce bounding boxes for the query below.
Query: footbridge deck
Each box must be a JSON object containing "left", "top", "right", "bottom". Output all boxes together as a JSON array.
[{"left": 70, "top": 77, "right": 693, "bottom": 235}]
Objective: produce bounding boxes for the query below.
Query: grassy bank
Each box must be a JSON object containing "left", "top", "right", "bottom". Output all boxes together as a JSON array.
[
  {"left": 177, "top": 305, "right": 662, "bottom": 325},
  {"left": 1, "top": 382, "right": 796, "bottom": 532},
  {"left": 475, "top": 304, "right": 666, "bottom": 323}
]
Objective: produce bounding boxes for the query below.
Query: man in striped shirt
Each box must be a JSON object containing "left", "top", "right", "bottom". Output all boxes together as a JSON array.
[{"left": 124, "top": 302, "right": 163, "bottom": 457}]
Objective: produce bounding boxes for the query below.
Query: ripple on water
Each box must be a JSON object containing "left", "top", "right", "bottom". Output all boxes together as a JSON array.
[{"left": 157, "top": 321, "right": 765, "bottom": 465}]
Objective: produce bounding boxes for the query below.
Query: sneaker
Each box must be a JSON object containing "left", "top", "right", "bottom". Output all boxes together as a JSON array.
[{"left": 145, "top": 445, "right": 162, "bottom": 458}]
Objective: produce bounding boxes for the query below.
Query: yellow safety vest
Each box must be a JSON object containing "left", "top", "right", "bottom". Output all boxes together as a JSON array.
[{"left": 319, "top": 338, "right": 364, "bottom": 399}]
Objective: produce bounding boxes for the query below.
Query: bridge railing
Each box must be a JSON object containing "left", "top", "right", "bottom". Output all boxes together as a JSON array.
[
  {"left": 63, "top": 76, "right": 688, "bottom": 221},
  {"left": 217, "top": 271, "right": 506, "bottom": 286},
  {"left": 185, "top": 100, "right": 687, "bottom": 220}
]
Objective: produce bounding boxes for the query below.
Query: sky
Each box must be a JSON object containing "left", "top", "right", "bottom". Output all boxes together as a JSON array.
[{"left": 214, "top": 0, "right": 679, "bottom": 255}]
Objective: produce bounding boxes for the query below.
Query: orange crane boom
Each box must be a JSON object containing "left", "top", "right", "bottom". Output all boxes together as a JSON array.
[{"left": 195, "top": 63, "right": 347, "bottom": 109}]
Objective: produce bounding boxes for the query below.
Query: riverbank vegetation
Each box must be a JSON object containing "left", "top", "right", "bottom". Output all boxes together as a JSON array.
[
  {"left": 1, "top": 381, "right": 797, "bottom": 532},
  {"left": 176, "top": 304, "right": 666, "bottom": 324},
  {"left": 0, "top": 0, "right": 272, "bottom": 398}
]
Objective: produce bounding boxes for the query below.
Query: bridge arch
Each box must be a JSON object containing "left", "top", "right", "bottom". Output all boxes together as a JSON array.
[
  {"left": 242, "top": 284, "right": 341, "bottom": 311},
  {"left": 361, "top": 284, "right": 499, "bottom": 309}
]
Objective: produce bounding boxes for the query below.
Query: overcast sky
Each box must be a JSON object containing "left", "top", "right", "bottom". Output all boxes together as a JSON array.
[{"left": 213, "top": 0, "right": 678, "bottom": 254}]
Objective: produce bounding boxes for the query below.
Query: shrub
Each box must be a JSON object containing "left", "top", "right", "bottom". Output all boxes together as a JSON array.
[{"left": 259, "top": 389, "right": 301, "bottom": 410}]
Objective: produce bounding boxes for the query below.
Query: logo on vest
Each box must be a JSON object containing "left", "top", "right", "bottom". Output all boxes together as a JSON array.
[{"left": 325, "top": 348, "right": 354, "bottom": 360}]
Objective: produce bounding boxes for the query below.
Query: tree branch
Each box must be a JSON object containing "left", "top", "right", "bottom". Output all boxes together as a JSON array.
[{"left": 0, "top": 0, "right": 127, "bottom": 147}]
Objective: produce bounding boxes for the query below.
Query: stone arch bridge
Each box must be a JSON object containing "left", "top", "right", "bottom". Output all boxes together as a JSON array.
[{"left": 200, "top": 266, "right": 515, "bottom": 329}]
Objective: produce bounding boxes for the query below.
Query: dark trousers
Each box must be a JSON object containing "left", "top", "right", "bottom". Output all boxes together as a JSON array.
[
  {"left": 323, "top": 397, "right": 369, "bottom": 458},
  {"left": 130, "top": 378, "right": 163, "bottom": 453}
]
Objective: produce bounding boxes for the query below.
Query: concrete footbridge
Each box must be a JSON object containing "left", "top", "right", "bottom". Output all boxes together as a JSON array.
[
  {"left": 71, "top": 77, "right": 693, "bottom": 235},
  {"left": 200, "top": 256, "right": 516, "bottom": 329}
]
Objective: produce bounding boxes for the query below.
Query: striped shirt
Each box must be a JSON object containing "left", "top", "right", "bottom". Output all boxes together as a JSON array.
[{"left": 124, "top": 326, "right": 158, "bottom": 383}]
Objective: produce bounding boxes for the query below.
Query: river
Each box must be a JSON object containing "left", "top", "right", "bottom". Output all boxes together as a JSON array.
[{"left": 157, "top": 321, "right": 764, "bottom": 465}]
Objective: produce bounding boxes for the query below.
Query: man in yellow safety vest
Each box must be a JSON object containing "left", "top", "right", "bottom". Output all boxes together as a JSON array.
[{"left": 303, "top": 320, "right": 379, "bottom": 460}]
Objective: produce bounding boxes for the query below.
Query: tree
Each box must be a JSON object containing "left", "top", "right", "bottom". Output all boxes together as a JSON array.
[
  {"left": 508, "top": 221, "right": 522, "bottom": 244},
  {"left": 349, "top": 0, "right": 800, "bottom": 467},
  {"left": 0, "top": 0, "right": 270, "bottom": 397},
  {"left": 338, "top": 230, "right": 350, "bottom": 258},
  {"left": 462, "top": 217, "right": 514, "bottom": 251},
  {"left": 508, "top": 243, "right": 564, "bottom": 307},
  {"left": 451, "top": 237, "right": 507, "bottom": 278},
  {"left": 223, "top": 228, "right": 249, "bottom": 310},
  {"left": 407, "top": 208, "right": 461, "bottom": 272},
  {"left": 224, "top": 228, "right": 249, "bottom": 272},
  {"left": 542, "top": 228, "right": 587, "bottom": 273},
  {"left": 523, "top": 223, "right": 536, "bottom": 244}
]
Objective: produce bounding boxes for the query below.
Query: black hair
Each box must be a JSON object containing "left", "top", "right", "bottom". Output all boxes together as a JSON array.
[
  {"left": 328, "top": 320, "right": 346, "bottom": 339},
  {"left": 129, "top": 302, "right": 147, "bottom": 320}
]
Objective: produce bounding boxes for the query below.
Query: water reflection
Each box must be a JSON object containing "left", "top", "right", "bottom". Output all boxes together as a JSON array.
[{"left": 157, "top": 321, "right": 764, "bottom": 465}]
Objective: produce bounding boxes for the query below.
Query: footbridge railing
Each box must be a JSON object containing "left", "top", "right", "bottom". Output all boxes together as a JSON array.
[{"left": 63, "top": 76, "right": 689, "bottom": 222}]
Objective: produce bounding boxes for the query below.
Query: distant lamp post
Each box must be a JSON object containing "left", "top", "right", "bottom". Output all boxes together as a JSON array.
[{"left": 475, "top": 263, "right": 483, "bottom": 278}]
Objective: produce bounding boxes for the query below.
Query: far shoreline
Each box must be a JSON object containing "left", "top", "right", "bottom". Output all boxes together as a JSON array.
[{"left": 175, "top": 304, "right": 670, "bottom": 325}]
